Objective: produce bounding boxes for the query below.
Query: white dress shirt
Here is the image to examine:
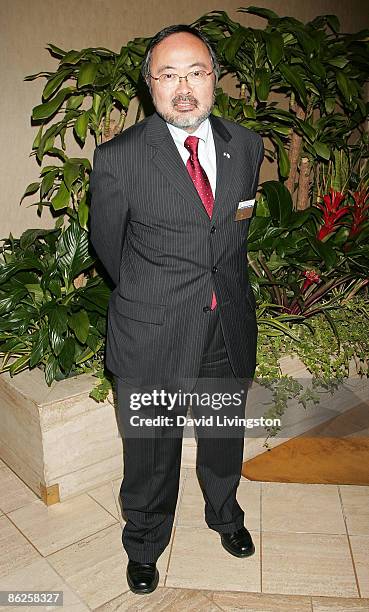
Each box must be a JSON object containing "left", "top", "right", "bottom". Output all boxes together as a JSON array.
[{"left": 166, "top": 118, "right": 217, "bottom": 198}]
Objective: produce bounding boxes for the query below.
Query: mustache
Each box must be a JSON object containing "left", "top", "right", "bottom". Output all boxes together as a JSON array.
[{"left": 172, "top": 94, "right": 198, "bottom": 106}]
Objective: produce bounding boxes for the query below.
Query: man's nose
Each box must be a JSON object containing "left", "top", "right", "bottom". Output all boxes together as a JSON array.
[{"left": 175, "top": 76, "right": 192, "bottom": 95}]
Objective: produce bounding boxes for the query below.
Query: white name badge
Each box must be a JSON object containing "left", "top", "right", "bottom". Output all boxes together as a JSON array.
[{"left": 235, "top": 198, "right": 255, "bottom": 221}]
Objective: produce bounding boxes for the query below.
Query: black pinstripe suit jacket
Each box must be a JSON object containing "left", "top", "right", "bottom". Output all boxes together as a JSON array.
[{"left": 89, "top": 112, "right": 264, "bottom": 392}]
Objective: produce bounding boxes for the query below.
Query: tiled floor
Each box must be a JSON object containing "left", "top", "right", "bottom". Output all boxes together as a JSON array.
[{"left": 0, "top": 457, "right": 369, "bottom": 611}]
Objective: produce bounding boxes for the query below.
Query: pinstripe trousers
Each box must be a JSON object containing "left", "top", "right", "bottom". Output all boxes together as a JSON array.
[{"left": 114, "top": 306, "right": 249, "bottom": 563}]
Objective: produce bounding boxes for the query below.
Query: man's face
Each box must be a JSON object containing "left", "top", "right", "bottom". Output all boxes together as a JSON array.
[{"left": 149, "top": 32, "right": 216, "bottom": 133}]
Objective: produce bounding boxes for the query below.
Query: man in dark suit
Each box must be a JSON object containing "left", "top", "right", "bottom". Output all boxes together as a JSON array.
[{"left": 89, "top": 24, "right": 264, "bottom": 595}]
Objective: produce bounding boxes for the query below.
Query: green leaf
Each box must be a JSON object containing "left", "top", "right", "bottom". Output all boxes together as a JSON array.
[
  {"left": 255, "top": 68, "right": 271, "bottom": 101},
  {"left": 327, "top": 57, "right": 348, "bottom": 69},
  {"left": 76, "top": 344, "right": 98, "bottom": 364},
  {"left": 20, "top": 182, "right": 40, "bottom": 202},
  {"left": 56, "top": 219, "right": 93, "bottom": 284},
  {"left": 0, "top": 288, "right": 27, "bottom": 315},
  {"left": 295, "top": 120, "right": 316, "bottom": 143},
  {"left": 313, "top": 141, "right": 331, "bottom": 160},
  {"left": 24, "top": 70, "right": 52, "bottom": 81},
  {"left": 78, "top": 193, "right": 89, "bottom": 230},
  {"left": 68, "top": 310, "right": 90, "bottom": 343},
  {"left": 59, "top": 336, "right": 76, "bottom": 373},
  {"left": 258, "top": 318, "right": 301, "bottom": 342},
  {"left": 77, "top": 62, "right": 99, "bottom": 88},
  {"left": 243, "top": 104, "right": 256, "bottom": 119},
  {"left": 324, "top": 98, "right": 335, "bottom": 114},
  {"left": 89, "top": 378, "right": 111, "bottom": 402},
  {"left": 239, "top": 6, "right": 278, "bottom": 20},
  {"left": 211, "top": 105, "right": 222, "bottom": 117},
  {"left": 47, "top": 305, "right": 68, "bottom": 356},
  {"left": 36, "top": 123, "right": 59, "bottom": 161},
  {"left": 309, "top": 58, "right": 326, "bottom": 78},
  {"left": 0, "top": 256, "right": 44, "bottom": 284},
  {"left": 92, "top": 92, "right": 102, "bottom": 115},
  {"left": 288, "top": 210, "right": 312, "bottom": 230},
  {"left": 43, "top": 69, "right": 71, "bottom": 100},
  {"left": 61, "top": 50, "right": 83, "bottom": 64},
  {"left": 8, "top": 355, "right": 30, "bottom": 376},
  {"left": 280, "top": 65, "right": 307, "bottom": 107},
  {"left": 0, "top": 337, "right": 26, "bottom": 353},
  {"left": 265, "top": 31, "right": 284, "bottom": 67},
  {"left": 224, "top": 27, "right": 248, "bottom": 63},
  {"left": 32, "top": 87, "right": 73, "bottom": 120},
  {"left": 312, "top": 239, "right": 337, "bottom": 270},
  {"left": 271, "top": 124, "right": 290, "bottom": 136},
  {"left": 51, "top": 181, "right": 70, "bottom": 211},
  {"left": 29, "top": 325, "right": 49, "bottom": 367},
  {"left": 47, "top": 147, "right": 67, "bottom": 162},
  {"left": 19, "top": 227, "right": 58, "bottom": 249},
  {"left": 86, "top": 331, "right": 102, "bottom": 352},
  {"left": 63, "top": 161, "right": 80, "bottom": 190},
  {"left": 261, "top": 181, "right": 293, "bottom": 226},
  {"left": 66, "top": 94, "right": 84, "bottom": 110},
  {"left": 81, "top": 282, "right": 110, "bottom": 315},
  {"left": 326, "top": 15, "right": 340, "bottom": 33},
  {"left": 44, "top": 354, "right": 61, "bottom": 386},
  {"left": 273, "top": 133, "right": 290, "bottom": 178},
  {"left": 32, "top": 125, "right": 43, "bottom": 150},
  {"left": 25, "top": 283, "right": 44, "bottom": 303},
  {"left": 112, "top": 90, "right": 130, "bottom": 108},
  {"left": 40, "top": 169, "right": 59, "bottom": 199},
  {"left": 47, "top": 43, "right": 67, "bottom": 57},
  {"left": 330, "top": 226, "right": 349, "bottom": 247},
  {"left": 336, "top": 71, "right": 352, "bottom": 104},
  {"left": 74, "top": 110, "right": 90, "bottom": 143}
]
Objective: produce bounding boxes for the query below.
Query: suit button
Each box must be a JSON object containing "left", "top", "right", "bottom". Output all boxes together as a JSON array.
[
  {"left": 212, "top": 266, "right": 218, "bottom": 273},
  {"left": 210, "top": 225, "right": 216, "bottom": 234},
  {"left": 203, "top": 306, "right": 211, "bottom": 312}
]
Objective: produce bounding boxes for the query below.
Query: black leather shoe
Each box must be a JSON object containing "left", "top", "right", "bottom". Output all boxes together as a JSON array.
[
  {"left": 126, "top": 559, "right": 159, "bottom": 594},
  {"left": 220, "top": 526, "right": 255, "bottom": 558}
]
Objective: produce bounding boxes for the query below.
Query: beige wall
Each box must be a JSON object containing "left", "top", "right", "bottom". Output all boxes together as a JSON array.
[{"left": 1, "top": 0, "right": 367, "bottom": 238}]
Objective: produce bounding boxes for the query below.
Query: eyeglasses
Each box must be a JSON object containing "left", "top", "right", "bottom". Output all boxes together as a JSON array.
[{"left": 149, "top": 70, "right": 213, "bottom": 87}]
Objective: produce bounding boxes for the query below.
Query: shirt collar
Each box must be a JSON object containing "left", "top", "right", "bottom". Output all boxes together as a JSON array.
[{"left": 166, "top": 117, "right": 210, "bottom": 148}]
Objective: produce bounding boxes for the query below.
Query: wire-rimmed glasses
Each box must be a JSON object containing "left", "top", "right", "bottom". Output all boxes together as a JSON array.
[{"left": 149, "top": 69, "right": 214, "bottom": 87}]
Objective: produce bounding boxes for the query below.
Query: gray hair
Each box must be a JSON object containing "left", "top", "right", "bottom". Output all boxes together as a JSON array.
[{"left": 141, "top": 24, "right": 220, "bottom": 92}]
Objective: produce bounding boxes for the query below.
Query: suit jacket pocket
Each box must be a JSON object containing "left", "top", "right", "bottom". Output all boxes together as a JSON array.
[{"left": 114, "top": 293, "right": 166, "bottom": 325}]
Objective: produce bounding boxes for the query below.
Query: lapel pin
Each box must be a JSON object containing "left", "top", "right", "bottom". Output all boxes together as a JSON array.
[{"left": 223, "top": 152, "right": 231, "bottom": 158}]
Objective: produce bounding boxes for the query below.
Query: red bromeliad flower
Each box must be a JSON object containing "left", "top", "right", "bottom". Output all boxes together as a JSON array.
[
  {"left": 316, "top": 188, "right": 350, "bottom": 241},
  {"left": 302, "top": 269, "right": 321, "bottom": 292},
  {"left": 348, "top": 188, "right": 369, "bottom": 239}
]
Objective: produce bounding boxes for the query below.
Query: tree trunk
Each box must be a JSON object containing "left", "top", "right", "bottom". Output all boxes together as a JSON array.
[
  {"left": 296, "top": 157, "right": 311, "bottom": 210},
  {"left": 285, "top": 103, "right": 306, "bottom": 197}
]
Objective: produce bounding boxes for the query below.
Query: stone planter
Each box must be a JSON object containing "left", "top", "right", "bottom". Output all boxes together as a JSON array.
[
  {"left": 0, "top": 356, "right": 367, "bottom": 504},
  {"left": 0, "top": 367, "right": 123, "bottom": 505}
]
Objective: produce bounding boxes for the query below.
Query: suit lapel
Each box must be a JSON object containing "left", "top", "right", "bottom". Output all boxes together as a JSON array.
[
  {"left": 146, "top": 113, "right": 209, "bottom": 221},
  {"left": 145, "top": 112, "right": 236, "bottom": 222},
  {"left": 210, "top": 114, "right": 236, "bottom": 224}
]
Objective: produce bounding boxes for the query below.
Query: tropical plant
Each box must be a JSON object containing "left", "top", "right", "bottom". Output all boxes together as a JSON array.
[
  {"left": 22, "top": 38, "right": 147, "bottom": 226},
  {"left": 0, "top": 220, "right": 110, "bottom": 398},
  {"left": 195, "top": 7, "right": 369, "bottom": 209}
]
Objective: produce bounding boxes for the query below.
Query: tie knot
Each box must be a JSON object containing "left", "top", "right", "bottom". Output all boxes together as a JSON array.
[{"left": 184, "top": 135, "right": 199, "bottom": 159}]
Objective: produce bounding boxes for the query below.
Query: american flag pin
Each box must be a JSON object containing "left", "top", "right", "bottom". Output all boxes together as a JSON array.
[{"left": 223, "top": 152, "right": 231, "bottom": 158}]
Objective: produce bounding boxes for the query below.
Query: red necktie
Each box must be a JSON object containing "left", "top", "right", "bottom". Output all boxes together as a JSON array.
[{"left": 184, "top": 136, "right": 217, "bottom": 310}]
